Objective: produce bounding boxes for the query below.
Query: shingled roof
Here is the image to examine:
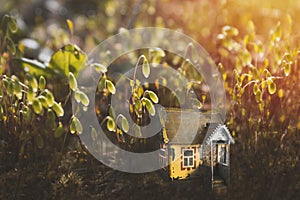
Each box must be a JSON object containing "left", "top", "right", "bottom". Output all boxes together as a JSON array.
[{"left": 159, "top": 108, "right": 224, "bottom": 144}]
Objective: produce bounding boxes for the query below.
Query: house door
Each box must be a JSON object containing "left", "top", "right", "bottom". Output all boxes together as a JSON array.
[
  {"left": 211, "top": 142, "right": 227, "bottom": 167},
  {"left": 217, "top": 143, "right": 227, "bottom": 165}
]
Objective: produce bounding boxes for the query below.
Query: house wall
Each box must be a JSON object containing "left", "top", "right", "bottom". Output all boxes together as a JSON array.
[{"left": 168, "top": 144, "right": 201, "bottom": 180}]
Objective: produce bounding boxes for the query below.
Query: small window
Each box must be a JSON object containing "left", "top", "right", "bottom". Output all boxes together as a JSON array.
[
  {"left": 183, "top": 149, "right": 194, "bottom": 167},
  {"left": 171, "top": 148, "right": 175, "bottom": 161}
]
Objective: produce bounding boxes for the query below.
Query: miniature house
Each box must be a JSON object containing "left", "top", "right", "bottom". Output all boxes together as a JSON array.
[{"left": 158, "top": 108, "right": 235, "bottom": 191}]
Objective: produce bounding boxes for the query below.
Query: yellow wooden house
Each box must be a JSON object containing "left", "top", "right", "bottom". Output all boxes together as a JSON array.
[{"left": 158, "top": 108, "right": 235, "bottom": 190}]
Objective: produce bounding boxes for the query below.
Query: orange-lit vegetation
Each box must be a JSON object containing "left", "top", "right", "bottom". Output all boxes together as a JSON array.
[{"left": 0, "top": 0, "right": 299, "bottom": 199}]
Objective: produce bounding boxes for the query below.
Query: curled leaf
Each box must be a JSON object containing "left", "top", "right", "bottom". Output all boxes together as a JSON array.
[
  {"left": 253, "top": 83, "right": 259, "bottom": 95},
  {"left": 70, "top": 117, "right": 76, "bottom": 134},
  {"left": 134, "top": 126, "right": 142, "bottom": 137},
  {"left": 26, "top": 74, "right": 38, "bottom": 92},
  {"left": 32, "top": 99, "right": 43, "bottom": 115},
  {"left": 149, "top": 48, "right": 165, "bottom": 66},
  {"left": 37, "top": 95, "right": 48, "bottom": 108},
  {"left": 70, "top": 116, "right": 83, "bottom": 134},
  {"left": 255, "top": 90, "right": 262, "bottom": 103},
  {"left": 39, "top": 76, "right": 46, "bottom": 90},
  {"left": 106, "top": 116, "right": 116, "bottom": 132},
  {"left": 120, "top": 115, "right": 129, "bottom": 133},
  {"left": 92, "top": 63, "right": 107, "bottom": 73},
  {"left": 146, "top": 90, "right": 159, "bottom": 103},
  {"left": 143, "top": 98, "right": 155, "bottom": 116},
  {"left": 222, "top": 26, "right": 239, "bottom": 37},
  {"left": 142, "top": 57, "right": 150, "bottom": 78},
  {"left": 45, "top": 89, "right": 54, "bottom": 107},
  {"left": 268, "top": 81, "right": 276, "bottom": 95},
  {"left": 53, "top": 102, "right": 64, "bottom": 117},
  {"left": 68, "top": 72, "right": 77, "bottom": 91},
  {"left": 55, "top": 122, "right": 64, "bottom": 138},
  {"left": 0, "top": 105, "right": 4, "bottom": 119},
  {"left": 79, "top": 91, "right": 89, "bottom": 107},
  {"left": 13, "top": 81, "right": 22, "bottom": 100},
  {"left": 8, "top": 17, "right": 18, "bottom": 33},
  {"left": 106, "top": 80, "right": 116, "bottom": 94},
  {"left": 66, "top": 19, "right": 74, "bottom": 35},
  {"left": 284, "top": 63, "right": 291, "bottom": 76}
]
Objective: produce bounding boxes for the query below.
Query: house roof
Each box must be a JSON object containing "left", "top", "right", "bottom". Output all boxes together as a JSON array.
[
  {"left": 203, "top": 124, "right": 235, "bottom": 144},
  {"left": 159, "top": 108, "right": 232, "bottom": 145}
]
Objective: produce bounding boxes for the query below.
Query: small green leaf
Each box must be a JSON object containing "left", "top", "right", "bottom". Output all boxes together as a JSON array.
[
  {"left": 253, "top": 83, "right": 259, "bottom": 95},
  {"left": 79, "top": 91, "right": 89, "bottom": 107},
  {"left": 74, "top": 90, "right": 81, "bottom": 103},
  {"left": 284, "top": 63, "right": 291, "bottom": 76},
  {"left": 129, "top": 80, "right": 135, "bottom": 87},
  {"left": 121, "top": 115, "right": 129, "bottom": 133},
  {"left": 3, "top": 78, "right": 9, "bottom": 88},
  {"left": 6, "top": 79, "right": 14, "bottom": 96},
  {"left": 0, "top": 105, "right": 4, "bottom": 119},
  {"left": 142, "top": 57, "right": 150, "bottom": 78},
  {"left": 268, "top": 81, "right": 276, "bottom": 95},
  {"left": 137, "top": 86, "right": 144, "bottom": 98},
  {"left": 52, "top": 102, "right": 64, "bottom": 117},
  {"left": 91, "top": 63, "right": 107, "bottom": 73},
  {"left": 26, "top": 74, "right": 38, "bottom": 92},
  {"left": 98, "top": 76, "right": 106, "bottom": 91},
  {"left": 37, "top": 95, "right": 48, "bottom": 108},
  {"left": 27, "top": 86, "right": 34, "bottom": 104},
  {"left": 32, "top": 99, "right": 43, "bottom": 115},
  {"left": 143, "top": 98, "right": 155, "bottom": 116},
  {"left": 66, "top": 19, "right": 74, "bottom": 35},
  {"left": 8, "top": 16, "right": 18, "bottom": 33},
  {"left": 265, "top": 69, "right": 272, "bottom": 78},
  {"left": 146, "top": 90, "right": 159, "bottom": 103},
  {"left": 70, "top": 116, "right": 83, "bottom": 134},
  {"left": 149, "top": 48, "right": 165, "bottom": 66},
  {"left": 45, "top": 89, "right": 54, "bottom": 107},
  {"left": 134, "top": 98, "right": 142, "bottom": 112},
  {"left": 70, "top": 118, "right": 76, "bottom": 134},
  {"left": 222, "top": 26, "right": 239, "bottom": 37},
  {"left": 68, "top": 72, "right": 77, "bottom": 91},
  {"left": 74, "top": 116, "right": 83, "bottom": 134},
  {"left": 55, "top": 122, "right": 64, "bottom": 138},
  {"left": 13, "top": 81, "right": 22, "bottom": 100},
  {"left": 106, "top": 80, "right": 116, "bottom": 94},
  {"left": 39, "top": 76, "right": 46, "bottom": 90},
  {"left": 36, "top": 134, "right": 44, "bottom": 149},
  {"left": 106, "top": 116, "right": 116, "bottom": 132},
  {"left": 134, "top": 126, "right": 141, "bottom": 137},
  {"left": 255, "top": 90, "right": 262, "bottom": 103},
  {"left": 254, "top": 69, "right": 260, "bottom": 81}
]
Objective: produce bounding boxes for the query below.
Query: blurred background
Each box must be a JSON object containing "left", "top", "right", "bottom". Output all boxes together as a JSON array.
[{"left": 0, "top": 0, "right": 299, "bottom": 199}]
